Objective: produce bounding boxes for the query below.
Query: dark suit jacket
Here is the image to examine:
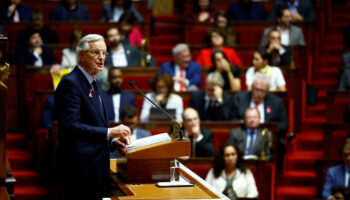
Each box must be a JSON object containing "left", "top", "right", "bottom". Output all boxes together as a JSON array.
[
  {"left": 14, "top": 45, "right": 56, "bottom": 66},
  {"left": 268, "top": 0, "right": 316, "bottom": 22},
  {"left": 322, "top": 164, "right": 347, "bottom": 199},
  {"left": 188, "top": 90, "right": 234, "bottom": 121},
  {"left": 41, "top": 95, "right": 55, "bottom": 129},
  {"left": 228, "top": 2, "right": 267, "bottom": 21},
  {"left": 338, "top": 68, "right": 350, "bottom": 91},
  {"left": 103, "top": 90, "right": 137, "bottom": 122},
  {"left": 232, "top": 91, "right": 289, "bottom": 143},
  {"left": 192, "top": 127, "right": 214, "bottom": 157},
  {"left": 54, "top": 67, "right": 110, "bottom": 199},
  {"left": 227, "top": 126, "right": 273, "bottom": 161},
  {"left": 100, "top": 3, "right": 143, "bottom": 22},
  {"left": 49, "top": 4, "right": 91, "bottom": 21},
  {"left": 104, "top": 45, "right": 142, "bottom": 67},
  {"left": 0, "top": 5, "right": 32, "bottom": 22},
  {"left": 258, "top": 44, "right": 292, "bottom": 67},
  {"left": 17, "top": 26, "right": 59, "bottom": 45},
  {"left": 158, "top": 61, "right": 202, "bottom": 89}
]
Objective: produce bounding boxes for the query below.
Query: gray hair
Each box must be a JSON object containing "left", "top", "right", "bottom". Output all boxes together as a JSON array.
[
  {"left": 172, "top": 43, "right": 190, "bottom": 57},
  {"left": 76, "top": 34, "right": 105, "bottom": 62},
  {"left": 206, "top": 72, "right": 225, "bottom": 87},
  {"left": 253, "top": 73, "right": 270, "bottom": 88}
]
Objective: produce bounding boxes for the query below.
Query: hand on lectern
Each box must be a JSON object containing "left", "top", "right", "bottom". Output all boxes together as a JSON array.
[
  {"left": 109, "top": 124, "right": 132, "bottom": 147},
  {"left": 112, "top": 135, "right": 132, "bottom": 148}
]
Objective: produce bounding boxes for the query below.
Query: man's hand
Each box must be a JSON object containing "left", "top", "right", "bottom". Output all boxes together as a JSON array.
[
  {"left": 33, "top": 47, "right": 43, "bottom": 55},
  {"left": 112, "top": 135, "right": 132, "bottom": 148},
  {"left": 173, "top": 76, "right": 185, "bottom": 84},
  {"left": 7, "top": 4, "right": 16, "bottom": 16},
  {"left": 188, "top": 125, "right": 201, "bottom": 138},
  {"left": 50, "top": 64, "right": 61, "bottom": 76},
  {"left": 213, "top": 85, "right": 223, "bottom": 101},
  {"left": 109, "top": 124, "right": 131, "bottom": 138},
  {"left": 292, "top": 12, "right": 303, "bottom": 22}
]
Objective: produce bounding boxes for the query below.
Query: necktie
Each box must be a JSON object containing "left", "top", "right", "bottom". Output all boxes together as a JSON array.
[
  {"left": 180, "top": 69, "right": 185, "bottom": 91},
  {"left": 92, "top": 80, "right": 104, "bottom": 114},
  {"left": 247, "top": 129, "right": 255, "bottom": 155}
]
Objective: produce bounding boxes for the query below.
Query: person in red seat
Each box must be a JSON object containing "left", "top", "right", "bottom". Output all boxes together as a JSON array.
[
  {"left": 205, "top": 143, "right": 258, "bottom": 198},
  {"left": 186, "top": 0, "right": 218, "bottom": 24},
  {"left": 119, "top": 12, "right": 143, "bottom": 47},
  {"left": 196, "top": 28, "right": 242, "bottom": 68},
  {"left": 183, "top": 107, "right": 214, "bottom": 158},
  {"left": 268, "top": 0, "right": 316, "bottom": 23},
  {"left": 0, "top": 0, "right": 32, "bottom": 22},
  {"left": 227, "top": 108, "right": 273, "bottom": 161}
]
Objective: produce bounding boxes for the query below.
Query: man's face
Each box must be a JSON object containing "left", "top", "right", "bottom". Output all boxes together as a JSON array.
[
  {"left": 183, "top": 109, "right": 200, "bottom": 133},
  {"left": 79, "top": 40, "right": 107, "bottom": 77},
  {"left": 109, "top": 69, "right": 123, "bottom": 93},
  {"left": 280, "top": 9, "right": 292, "bottom": 27},
  {"left": 28, "top": 33, "right": 42, "bottom": 48},
  {"left": 122, "top": 115, "right": 138, "bottom": 132},
  {"left": 205, "top": 82, "right": 217, "bottom": 97},
  {"left": 343, "top": 147, "right": 350, "bottom": 168},
  {"left": 268, "top": 31, "right": 281, "bottom": 45},
  {"left": 244, "top": 109, "right": 260, "bottom": 129},
  {"left": 174, "top": 49, "right": 191, "bottom": 69},
  {"left": 252, "top": 80, "right": 269, "bottom": 104},
  {"left": 106, "top": 28, "right": 121, "bottom": 47}
]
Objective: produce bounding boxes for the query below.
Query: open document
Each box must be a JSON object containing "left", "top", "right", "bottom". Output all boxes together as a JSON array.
[{"left": 125, "top": 133, "right": 172, "bottom": 151}]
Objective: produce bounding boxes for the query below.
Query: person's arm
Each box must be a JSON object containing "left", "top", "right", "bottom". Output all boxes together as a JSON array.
[
  {"left": 321, "top": 169, "right": 334, "bottom": 200},
  {"left": 188, "top": 62, "right": 202, "bottom": 88},
  {"left": 227, "top": 65, "right": 241, "bottom": 91},
  {"left": 274, "top": 68, "right": 286, "bottom": 92},
  {"left": 245, "top": 169, "right": 259, "bottom": 198}
]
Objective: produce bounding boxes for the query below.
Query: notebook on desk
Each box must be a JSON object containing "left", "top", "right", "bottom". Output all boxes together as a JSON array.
[{"left": 149, "top": 108, "right": 176, "bottom": 121}]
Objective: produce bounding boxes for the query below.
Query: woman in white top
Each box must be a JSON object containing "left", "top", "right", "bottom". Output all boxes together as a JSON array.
[
  {"left": 206, "top": 143, "right": 259, "bottom": 199},
  {"left": 246, "top": 49, "right": 286, "bottom": 92},
  {"left": 140, "top": 72, "right": 183, "bottom": 122}
]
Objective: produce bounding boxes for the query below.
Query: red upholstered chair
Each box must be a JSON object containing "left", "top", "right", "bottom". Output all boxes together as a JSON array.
[
  {"left": 213, "top": 131, "right": 230, "bottom": 151},
  {"left": 188, "top": 166, "right": 211, "bottom": 180}
]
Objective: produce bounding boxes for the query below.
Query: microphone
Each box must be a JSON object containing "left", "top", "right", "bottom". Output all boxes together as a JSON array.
[{"left": 129, "top": 81, "right": 184, "bottom": 140}]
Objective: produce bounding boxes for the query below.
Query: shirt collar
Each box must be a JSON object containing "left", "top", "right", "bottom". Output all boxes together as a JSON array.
[{"left": 77, "top": 64, "right": 94, "bottom": 84}]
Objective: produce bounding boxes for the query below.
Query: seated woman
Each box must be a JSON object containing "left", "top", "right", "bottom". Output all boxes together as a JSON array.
[
  {"left": 246, "top": 49, "right": 286, "bottom": 92},
  {"left": 186, "top": 0, "right": 218, "bottom": 23},
  {"left": 209, "top": 49, "right": 241, "bottom": 91},
  {"left": 196, "top": 28, "right": 242, "bottom": 68},
  {"left": 100, "top": 0, "right": 143, "bottom": 22},
  {"left": 206, "top": 143, "right": 259, "bottom": 199},
  {"left": 208, "top": 10, "right": 238, "bottom": 47},
  {"left": 119, "top": 13, "right": 143, "bottom": 47},
  {"left": 140, "top": 73, "right": 183, "bottom": 122}
]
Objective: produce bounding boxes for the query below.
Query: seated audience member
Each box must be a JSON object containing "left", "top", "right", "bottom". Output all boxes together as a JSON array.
[
  {"left": 232, "top": 75, "right": 289, "bottom": 171},
  {"left": 17, "top": 8, "right": 58, "bottom": 46},
  {"left": 205, "top": 143, "right": 259, "bottom": 198},
  {"left": 197, "top": 28, "right": 242, "bottom": 68},
  {"left": 268, "top": 0, "right": 316, "bottom": 23},
  {"left": 246, "top": 49, "right": 286, "bottom": 92},
  {"left": 103, "top": 67, "right": 136, "bottom": 122},
  {"left": 14, "top": 30, "right": 59, "bottom": 69},
  {"left": 209, "top": 49, "right": 241, "bottom": 91},
  {"left": 259, "top": 29, "right": 292, "bottom": 67},
  {"left": 208, "top": 10, "right": 238, "bottom": 47},
  {"left": 328, "top": 186, "right": 350, "bottom": 200},
  {"left": 186, "top": 0, "right": 218, "bottom": 24},
  {"left": 183, "top": 107, "right": 214, "bottom": 158},
  {"left": 1, "top": 0, "right": 32, "bottom": 22},
  {"left": 158, "top": 43, "right": 201, "bottom": 91},
  {"left": 49, "top": 0, "right": 91, "bottom": 21},
  {"left": 322, "top": 139, "right": 350, "bottom": 199},
  {"left": 119, "top": 13, "right": 143, "bottom": 47},
  {"left": 101, "top": 0, "right": 143, "bottom": 22},
  {"left": 339, "top": 69, "right": 350, "bottom": 91},
  {"left": 140, "top": 73, "right": 183, "bottom": 122},
  {"left": 261, "top": 8, "right": 305, "bottom": 46},
  {"left": 188, "top": 72, "right": 233, "bottom": 121},
  {"left": 227, "top": 108, "right": 273, "bottom": 161},
  {"left": 228, "top": 0, "right": 267, "bottom": 21}
]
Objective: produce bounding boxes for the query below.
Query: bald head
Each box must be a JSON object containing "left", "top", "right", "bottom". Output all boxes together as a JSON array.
[{"left": 183, "top": 108, "right": 201, "bottom": 134}]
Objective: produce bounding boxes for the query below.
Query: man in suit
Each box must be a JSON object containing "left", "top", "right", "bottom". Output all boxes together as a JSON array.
[
  {"left": 188, "top": 72, "right": 233, "bottom": 121},
  {"left": 322, "top": 139, "right": 350, "bottom": 199},
  {"left": 232, "top": 74, "right": 288, "bottom": 170},
  {"left": 183, "top": 107, "right": 214, "bottom": 158},
  {"left": 49, "top": 0, "right": 91, "bottom": 21},
  {"left": 157, "top": 43, "right": 202, "bottom": 91},
  {"left": 0, "top": 0, "right": 32, "bottom": 22},
  {"left": 103, "top": 67, "right": 136, "bottom": 122},
  {"left": 55, "top": 34, "right": 131, "bottom": 199},
  {"left": 261, "top": 8, "right": 305, "bottom": 46},
  {"left": 227, "top": 108, "right": 273, "bottom": 161},
  {"left": 259, "top": 29, "right": 292, "bottom": 67},
  {"left": 268, "top": 0, "right": 315, "bottom": 23}
]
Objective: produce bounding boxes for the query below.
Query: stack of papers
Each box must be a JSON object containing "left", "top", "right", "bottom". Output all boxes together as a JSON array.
[{"left": 125, "top": 133, "right": 172, "bottom": 151}]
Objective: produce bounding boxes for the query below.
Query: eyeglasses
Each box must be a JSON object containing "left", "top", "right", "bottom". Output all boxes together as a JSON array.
[{"left": 86, "top": 50, "right": 108, "bottom": 57}]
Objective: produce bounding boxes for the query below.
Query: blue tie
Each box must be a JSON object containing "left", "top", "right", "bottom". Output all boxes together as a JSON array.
[{"left": 247, "top": 129, "right": 255, "bottom": 155}]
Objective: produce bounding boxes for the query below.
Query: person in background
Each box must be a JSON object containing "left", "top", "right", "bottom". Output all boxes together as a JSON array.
[
  {"left": 17, "top": 8, "right": 58, "bottom": 46},
  {"left": 103, "top": 67, "right": 136, "bottom": 122},
  {"left": 205, "top": 143, "right": 259, "bottom": 198},
  {"left": 246, "top": 49, "right": 286, "bottom": 92},
  {"left": 339, "top": 69, "right": 350, "bottom": 91},
  {"left": 322, "top": 139, "right": 350, "bottom": 199},
  {"left": 140, "top": 73, "right": 183, "bottom": 122},
  {"left": 228, "top": 0, "right": 266, "bottom": 21},
  {"left": 100, "top": 0, "right": 143, "bottom": 22},
  {"left": 261, "top": 8, "right": 305, "bottom": 46},
  {"left": 209, "top": 49, "right": 241, "bottom": 91},
  {"left": 208, "top": 10, "right": 238, "bottom": 47},
  {"left": 268, "top": 0, "right": 316, "bottom": 23},
  {"left": 188, "top": 72, "right": 234, "bottom": 121},
  {"left": 61, "top": 29, "right": 83, "bottom": 69},
  {"left": 119, "top": 12, "right": 143, "bottom": 47},
  {"left": 186, "top": 0, "right": 218, "bottom": 24},
  {"left": 50, "top": 0, "right": 91, "bottom": 21},
  {"left": 183, "top": 107, "right": 214, "bottom": 158},
  {"left": 197, "top": 28, "right": 242, "bottom": 68},
  {"left": 227, "top": 108, "right": 273, "bottom": 161},
  {"left": 328, "top": 186, "right": 350, "bottom": 200},
  {"left": 0, "top": 0, "right": 32, "bottom": 22},
  {"left": 158, "top": 43, "right": 201, "bottom": 91}
]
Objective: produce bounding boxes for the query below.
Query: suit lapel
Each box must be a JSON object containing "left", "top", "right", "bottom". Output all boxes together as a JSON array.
[{"left": 254, "top": 129, "right": 263, "bottom": 155}]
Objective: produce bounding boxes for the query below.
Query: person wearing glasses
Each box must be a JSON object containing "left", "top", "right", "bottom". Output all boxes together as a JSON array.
[{"left": 54, "top": 34, "right": 132, "bottom": 199}]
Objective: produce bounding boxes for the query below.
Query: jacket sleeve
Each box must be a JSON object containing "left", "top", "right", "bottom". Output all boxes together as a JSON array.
[{"left": 321, "top": 168, "right": 334, "bottom": 200}]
